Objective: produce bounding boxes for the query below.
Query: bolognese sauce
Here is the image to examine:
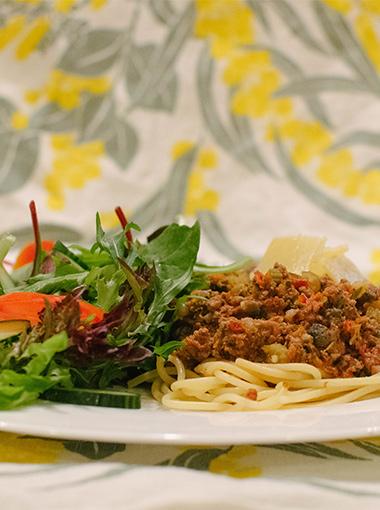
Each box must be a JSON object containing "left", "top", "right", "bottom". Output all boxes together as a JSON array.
[{"left": 175, "top": 264, "right": 380, "bottom": 378}]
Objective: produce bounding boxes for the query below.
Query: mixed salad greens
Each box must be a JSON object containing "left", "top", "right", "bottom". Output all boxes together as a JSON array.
[{"left": 0, "top": 202, "right": 249, "bottom": 410}]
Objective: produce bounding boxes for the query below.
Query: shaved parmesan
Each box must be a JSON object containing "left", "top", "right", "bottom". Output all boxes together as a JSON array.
[{"left": 256, "top": 236, "right": 364, "bottom": 282}]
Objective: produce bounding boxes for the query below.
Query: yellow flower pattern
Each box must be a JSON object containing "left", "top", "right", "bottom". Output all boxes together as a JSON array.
[
  {"left": 14, "top": 0, "right": 42, "bottom": 5},
  {"left": 370, "top": 250, "right": 380, "bottom": 284},
  {"left": 226, "top": 51, "right": 292, "bottom": 121},
  {"left": 0, "top": 15, "right": 50, "bottom": 60},
  {"left": 278, "top": 120, "right": 332, "bottom": 166},
  {"left": 221, "top": 40, "right": 329, "bottom": 168},
  {"left": 358, "top": 170, "right": 380, "bottom": 204},
  {"left": 98, "top": 210, "right": 122, "bottom": 230},
  {"left": 44, "top": 134, "right": 104, "bottom": 210},
  {"left": 355, "top": 13, "right": 380, "bottom": 71},
  {"left": 194, "top": 0, "right": 254, "bottom": 58},
  {"left": 11, "top": 111, "right": 29, "bottom": 130},
  {"left": 324, "top": 0, "right": 380, "bottom": 15},
  {"left": 90, "top": 0, "right": 108, "bottom": 9},
  {"left": 209, "top": 446, "right": 262, "bottom": 478},
  {"left": 201, "top": 0, "right": 380, "bottom": 216},
  {"left": 322, "top": 0, "right": 353, "bottom": 13},
  {"left": 54, "top": 0, "right": 108, "bottom": 13},
  {"left": 0, "top": 0, "right": 377, "bottom": 224},
  {"left": 317, "top": 150, "right": 360, "bottom": 196},
  {"left": 0, "top": 16, "right": 26, "bottom": 51},
  {"left": 15, "top": 16, "right": 50, "bottom": 60},
  {"left": 317, "top": 150, "right": 380, "bottom": 205},
  {"left": 0, "top": 0, "right": 377, "bottom": 273},
  {"left": 172, "top": 140, "right": 220, "bottom": 217},
  {"left": 54, "top": 0, "right": 77, "bottom": 13},
  {"left": 0, "top": 433, "right": 63, "bottom": 463},
  {"left": 323, "top": 0, "right": 380, "bottom": 70},
  {"left": 171, "top": 140, "right": 195, "bottom": 160},
  {"left": 28, "top": 69, "right": 110, "bottom": 110},
  {"left": 194, "top": 0, "right": 380, "bottom": 213}
]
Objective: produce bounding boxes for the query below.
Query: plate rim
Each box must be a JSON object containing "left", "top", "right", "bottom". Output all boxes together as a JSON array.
[{"left": 1, "top": 397, "right": 380, "bottom": 445}]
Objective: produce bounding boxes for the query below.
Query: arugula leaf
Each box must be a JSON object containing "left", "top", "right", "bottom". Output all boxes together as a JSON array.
[
  {"left": 71, "top": 246, "right": 112, "bottom": 267},
  {"left": 154, "top": 340, "right": 183, "bottom": 359},
  {"left": 94, "top": 213, "right": 127, "bottom": 263},
  {"left": 119, "top": 260, "right": 144, "bottom": 306},
  {"left": 54, "top": 262, "right": 83, "bottom": 277},
  {"left": 183, "top": 273, "right": 209, "bottom": 293},
  {"left": 69, "top": 360, "right": 127, "bottom": 389},
  {"left": 18, "top": 272, "right": 88, "bottom": 294},
  {"left": 194, "top": 256, "right": 254, "bottom": 273},
  {"left": 53, "top": 240, "right": 89, "bottom": 270}
]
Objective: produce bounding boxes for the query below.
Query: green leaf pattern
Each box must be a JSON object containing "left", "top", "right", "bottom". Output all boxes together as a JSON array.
[
  {"left": 2, "top": 435, "right": 380, "bottom": 484},
  {"left": 0, "top": 0, "right": 379, "bottom": 270},
  {"left": 0, "top": 98, "right": 15, "bottom": 127},
  {"left": 58, "top": 29, "right": 124, "bottom": 76},
  {"left": 0, "top": 132, "right": 39, "bottom": 194},
  {"left": 125, "top": 43, "right": 178, "bottom": 112}
]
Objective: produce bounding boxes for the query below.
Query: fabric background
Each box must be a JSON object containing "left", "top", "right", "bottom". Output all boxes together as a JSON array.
[
  {"left": 1, "top": 0, "right": 380, "bottom": 507},
  {"left": 0, "top": 0, "right": 380, "bottom": 272}
]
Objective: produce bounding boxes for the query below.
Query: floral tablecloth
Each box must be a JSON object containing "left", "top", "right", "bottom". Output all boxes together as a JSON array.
[
  {"left": 1, "top": 0, "right": 380, "bottom": 507},
  {"left": 1, "top": 432, "right": 380, "bottom": 508}
]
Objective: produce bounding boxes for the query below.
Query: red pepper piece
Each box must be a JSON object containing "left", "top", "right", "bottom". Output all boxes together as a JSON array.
[
  {"left": 293, "top": 278, "right": 309, "bottom": 290},
  {"left": 246, "top": 389, "right": 258, "bottom": 401},
  {"left": 254, "top": 271, "right": 265, "bottom": 288},
  {"left": 228, "top": 320, "right": 245, "bottom": 333},
  {"left": 343, "top": 320, "right": 353, "bottom": 333},
  {"left": 298, "top": 294, "right": 308, "bottom": 305}
]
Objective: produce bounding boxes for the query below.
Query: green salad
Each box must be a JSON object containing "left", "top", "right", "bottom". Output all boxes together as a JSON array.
[{"left": 0, "top": 202, "right": 249, "bottom": 410}]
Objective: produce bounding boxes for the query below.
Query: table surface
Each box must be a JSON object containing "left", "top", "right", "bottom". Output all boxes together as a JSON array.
[{"left": 2, "top": 430, "right": 380, "bottom": 509}]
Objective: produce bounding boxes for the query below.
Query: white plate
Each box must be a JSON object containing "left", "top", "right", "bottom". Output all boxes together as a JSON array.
[{"left": 1, "top": 393, "right": 380, "bottom": 444}]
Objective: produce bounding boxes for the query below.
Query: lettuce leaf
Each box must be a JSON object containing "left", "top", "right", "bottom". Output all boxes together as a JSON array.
[{"left": 0, "top": 331, "right": 71, "bottom": 409}]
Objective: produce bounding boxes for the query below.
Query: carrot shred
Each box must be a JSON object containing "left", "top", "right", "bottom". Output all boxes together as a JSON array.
[
  {"left": 14, "top": 240, "right": 55, "bottom": 269},
  {"left": 0, "top": 292, "right": 103, "bottom": 325}
]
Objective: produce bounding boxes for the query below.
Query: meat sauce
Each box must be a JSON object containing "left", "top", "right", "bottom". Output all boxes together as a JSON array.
[{"left": 175, "top": 264, "right": 380, "bottom": 378}]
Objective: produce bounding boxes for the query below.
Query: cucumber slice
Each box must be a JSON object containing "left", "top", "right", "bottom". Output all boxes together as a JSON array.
[{"left": 42, "top": 387, "right": 141, "bottom": 409}]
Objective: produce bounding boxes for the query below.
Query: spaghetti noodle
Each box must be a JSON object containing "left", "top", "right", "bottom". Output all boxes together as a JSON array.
[{"left": 128, "top": 356, "right": 380, "bottom": 411}]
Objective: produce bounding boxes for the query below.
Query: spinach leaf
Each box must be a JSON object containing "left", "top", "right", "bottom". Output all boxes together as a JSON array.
[{"left": 142, "top": 222, "right": 201, "bottom": 323}]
